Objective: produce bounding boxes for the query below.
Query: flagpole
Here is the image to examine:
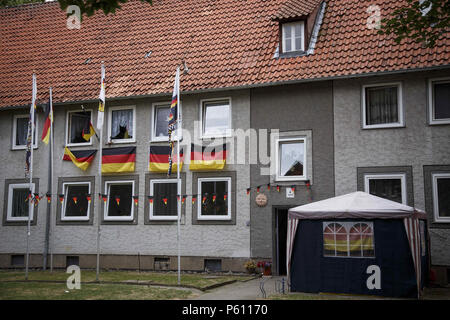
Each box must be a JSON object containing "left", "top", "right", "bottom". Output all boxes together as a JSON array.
[
  {"left": 43, "top": 87, "right": 53, "bottom": 271},
  {"left": 96, "top": 62, "right": 105, "bottom": 282},
  {"left": 176, "top": 67, "right": 181, "bottom": 286},
  {"left": 25, "top": 73, "right": 36, "bottom": 280},
  {"left": 49, "top": 88, "right": 54, "bottom": 272}
]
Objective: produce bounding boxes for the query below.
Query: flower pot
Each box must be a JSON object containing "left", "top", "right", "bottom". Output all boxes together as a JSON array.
[{"left": 263, "top": 266, "right": 271, "bottom": 276}]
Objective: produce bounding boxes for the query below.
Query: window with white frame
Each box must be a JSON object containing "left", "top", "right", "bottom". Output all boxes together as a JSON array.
[
  {"left": 6, "top": 183, "right": 35, "bottom": 221},
  {"left": 323, "top": 222, "right": 375, "bottom": 258},
  {"left": 364, "top": 173, "right": 406, "bottom": 204},
  {"left": 61, "top": 182, "right": 90, "bottom": 221},
  {"left": 362, "top": 83, "right": 403, "bottom": 128},
  {"left": 12, "top": 115, "right": 37, "bottom": 150},
  {"left": 282, "top": 21, "right": 305, "bottom": 53},
  {"left": 432, "top": 173, "right": 450, "bottom": 222},
  {"left": 201, "top": 99, "right": 231, "bottom": 137},
  {"left": 276, "top": 137, "right": 306, "bottom": 181},
  {"left": 151, "top": 102, "right": 181, "bottom": 141},
  {"left": 198, "top": 177, "right": 231, "bottom": 220},
  {"left": 149, "top": 179, "right": 178, "bottom": 220},
  {"left": 108, "top": 106, "right": 135, "bottom": 143},
  {"left": 104, "top": 181, "right": 134, "bottom": 221},
  {"left": 429, "top": 78, "right": 450, "bottom": 124},
  {"left": 66, "top": 110, "right": 92, "bottom": 146}
]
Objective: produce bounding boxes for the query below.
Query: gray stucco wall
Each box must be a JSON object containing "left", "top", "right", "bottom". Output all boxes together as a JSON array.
[
  {"left": 0, "top": 89, "right": 251, "bottom": 262},
  {"left": 333, "top": 69, "right": 450, "bottom": 266},
  {"left": 249, "top": 81, "right": 335, "bottom": 263}
]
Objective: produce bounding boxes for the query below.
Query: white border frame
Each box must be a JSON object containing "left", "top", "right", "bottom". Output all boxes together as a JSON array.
[
  {"left": 197, "top": 177, "right": 232, "bottom": 221},
  {"left": 107, "top": 105, "right": 136, "bottom": 144},
  {"left": 432, "top": 173, "right": 450, "bottom": 223},
  {"left": 149, "top": 178, "right": 179, "bottom": 221},
  {"left": 12, "top": 114, "right": 38, "bottom": 150},
  {"left": 362, "top": 82, "right": 404, "bottom": 129},
  {"left": 199, "top": 98, "right": 232, "bottom": 139},
  {"left": 104, "top": 180, "right": 135, "bottom": 221},
  {"left": 6, "top": 183, "right": 35, "bottom": 221},
  {"left": 282, "top": 20, "right": 305, "bottom": 53},
  {"left": 275, "top": 137, "right": 307, "bottom": 182},
  {"left": 150, "top": 101, "right": 182, "bottom": 142},
  {"left": 428, "top": 77, "right": 450, "bottom": 125},
  {"left": 364, "top": 173, "right": 407, "bottom": 205},
  {"left": 61, "top": 181, "right": 91, "bottom": 221},
  {"left": 65, "top": 109, "right": 94, "bottom": 147}
]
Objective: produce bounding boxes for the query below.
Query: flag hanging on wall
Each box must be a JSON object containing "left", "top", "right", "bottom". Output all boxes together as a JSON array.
[
  {"left": 41, "top": 99, "right": 53, "bottom": 144},
  {"left": 149, "top": 145, "right": 184, "bottom": 173},
  {"left": 167, "top": 67, "right": 180, "bottom": 176},
  {"left": 97, "top": 63, "right": 106, "bottom": 130},
  {"left": 101, "top": 146, "right": 136, "bottom": 173},
  {"left": 189, "top": 144, "right": 227, "bottom": 171},
  {"left": 63, "top": 147, "right": 97, "bottom": 171}
]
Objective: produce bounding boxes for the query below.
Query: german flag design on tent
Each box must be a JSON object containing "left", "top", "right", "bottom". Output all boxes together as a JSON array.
[
  {"left": 149, "top": 145, "right": 184, "bottom": 173},
  {"left": 189, "top": 143, "right": 226, "bottom": 171},
  {"left": 63, "top": 147, "right": 97, "bottom": 171},
  {"left": 102, "top": 146, "right": 136, "bottom": 173}
]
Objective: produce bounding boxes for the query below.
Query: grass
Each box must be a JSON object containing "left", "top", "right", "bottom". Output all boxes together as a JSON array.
[
  {"left": 0, "top": 270, "right": 254, "bottom": 290},
  {"left": 0, "top": 281, "right": 193, "bottom": 300}
]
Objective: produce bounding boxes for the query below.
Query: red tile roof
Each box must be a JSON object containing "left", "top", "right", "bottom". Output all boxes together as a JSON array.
[
  {"left": 0, "top": 0, "right": 449, "bottom": 108},
  {"left": 272, "top": 0, "right": 322, "bottom": 20}
]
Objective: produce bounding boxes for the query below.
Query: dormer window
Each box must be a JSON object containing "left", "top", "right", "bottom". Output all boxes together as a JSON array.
[{"left": 282, "top": 21, "right": 305, "bottom": 53}]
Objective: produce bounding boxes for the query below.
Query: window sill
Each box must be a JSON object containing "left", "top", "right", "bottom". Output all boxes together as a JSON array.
[
  {"left": 103, "top": 216, "right": 134, "bottom": 221},
  {"left": 275, "top": 177, "right": 308, "bottom": 182},
  {"left": 12, "top": 145, "right": 38, "bottom": 151},
  {"left": 197, "top": 216, "right": 231, "bottom": 221},
  {"left": 66, "top": 142, "right": 93, "bottom": 148},
  {"left": 61, "top": 217, "right": 90, "bottom": 222},
  {"left": 429, "top": 119, "right": 450, "bottom": 125},
  {"left": 277, "top": 50, "right": 307, "bottom": 58},
  {"left": 362, "top": 123, "right": 405, "bottom": 129},
  {"left": 107, "top": 139, "right": 136, "bottom": 144},
  {"left": 149, "top": 216, "right": 179, "bottom": 221}
]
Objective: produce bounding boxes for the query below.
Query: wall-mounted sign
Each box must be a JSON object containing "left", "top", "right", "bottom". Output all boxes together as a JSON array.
[{"left": 286, "top": 188, "right": 295, "bottom": 198}]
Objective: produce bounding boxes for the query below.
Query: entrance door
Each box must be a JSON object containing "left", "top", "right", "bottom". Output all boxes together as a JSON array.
[{"left": 275, "top": 208, "right": 288, "bottom": 276}]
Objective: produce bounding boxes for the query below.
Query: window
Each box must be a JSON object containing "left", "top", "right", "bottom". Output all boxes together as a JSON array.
[
  {"left": 6, "top": 183, "right": 35, "bottom": 221},
  {"left": 66, "top": 110, "right": 92, "bottom": 146},
  {"left": 151, "top": 102, "right": 181, "bottom": 141},
  {"left": 364, "top": 173, "right": 406, "bottom": 204},
  {"left": 362, "top": 83, "right": 403, "bottom": 128},
  {"left": 276, "top": 137, "right": 306, "bottom": 181},
  {"left": 323, "top": 222, "right": 375, "bottom": 258},
  {"left": 429, "top": 78, "right": 450, "bottom": 124},
  {"left": 282, "top": 21, "right": 305, "bottom": 53},
  {"left": 108, "top": 106, "right": 136, "bottom": 143},
  {"left": 432, "top": 173, "right": 450, "bottom": 222},
  {"left": 61, "top": 182, "right": 91, "bottom": 221},
  {"left": 12, "top": 115, "right": 37, "bottom": 150},
  {"left": 149, "top": 179, "right": 178, "bottom": 220},
  {"left": 104, "top": 181, "right": 134, "bottom": 221},
  {"left": 197, "top": 177, "right": 231, "bottom": 220},
  {"left": 201, "top": 99, "right": 231, "bottom": 137}
]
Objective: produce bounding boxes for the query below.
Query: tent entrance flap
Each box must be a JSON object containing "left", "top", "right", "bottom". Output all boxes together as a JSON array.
[{"left": 274, "top": 208, "right": 288, "bottom": 276}]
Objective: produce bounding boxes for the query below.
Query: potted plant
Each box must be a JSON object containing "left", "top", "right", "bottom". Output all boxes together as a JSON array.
[
  {"left": 257, "top": 261, "right": 272, "bottom": 275},
  {"left": 244, "top": 260, "right": 257, "bottom": 274}
]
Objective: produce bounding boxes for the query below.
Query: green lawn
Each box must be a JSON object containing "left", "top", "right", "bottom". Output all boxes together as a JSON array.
[
  {"left": 0, "top": 270, "right": 254, "bottom": 290},
  {"left": 0, "top": 281, "right": 193, "bottom": 300}
]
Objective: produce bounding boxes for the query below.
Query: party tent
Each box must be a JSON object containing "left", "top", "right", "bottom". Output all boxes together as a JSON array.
[{"left": 286, "top": 191, "right": 429, "bottom": 298}]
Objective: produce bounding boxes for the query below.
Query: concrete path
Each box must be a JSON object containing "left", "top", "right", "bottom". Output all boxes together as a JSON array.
[{"left": 191, "top": 276, "right": 287, "bottom": 300}]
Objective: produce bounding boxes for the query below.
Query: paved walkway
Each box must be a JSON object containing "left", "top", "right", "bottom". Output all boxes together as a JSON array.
[{"left": 191, "top": 276, "right": 287, "bottom": 300}]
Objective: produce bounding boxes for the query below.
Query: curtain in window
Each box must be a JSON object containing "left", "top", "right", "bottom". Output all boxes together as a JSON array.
[
  {"left": 155, "top": 107, "right": 170, "bottom": 137},
  {"left": 16, "top": 117, "right": 29, "bottom": 145},
  {"left": 153, "top": 183, "right": 177, "bottom": 216},
  {"left": 70, "top": 113, "right": 90, "bottom": 143},
  {"left": 366, "top": 86, "right": 398, "bottom": 125},
  {"left": 12, "top": 188, "right": 29, "bottom": 217},
  {"left": 111, "top": 109, "right": 133, "bottom": 139}
]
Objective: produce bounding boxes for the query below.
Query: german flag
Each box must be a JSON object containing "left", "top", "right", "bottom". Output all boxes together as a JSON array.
[
  {"left": 41, "top": 101, "right": 52, "bottom": 144},
  {"left": 82, "top": 121, "right": 96, "bottom": 141},
  {"left": 63, "top": 147, "right": 97, "bottom": 171},
  {"left": 189, "top": 144, "right": 227, "bottom": 171},
  {"left": 102, "top": 146, "right": 136, "bottom": 173},
  {"left": 149, "top": 145, "right": 184, "bottom": 173}
]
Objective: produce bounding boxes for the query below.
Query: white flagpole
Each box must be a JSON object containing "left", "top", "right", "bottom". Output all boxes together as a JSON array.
[
  {"left": 96, "top": 62, "right": 105, "bottom": 281},
  {"left": 49, "top": 87, "right": 54, "bottom": 272},
  {"left": 25, "top": 73, "right": 36, "bottom": 280},
  {"left": 176, "top": 67, "right": 181, "bottom": 286}
]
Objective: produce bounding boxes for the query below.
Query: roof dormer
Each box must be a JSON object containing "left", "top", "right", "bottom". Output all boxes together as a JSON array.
[{"left": 273, "top": 0, "right": 326, "bottom": 57}]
